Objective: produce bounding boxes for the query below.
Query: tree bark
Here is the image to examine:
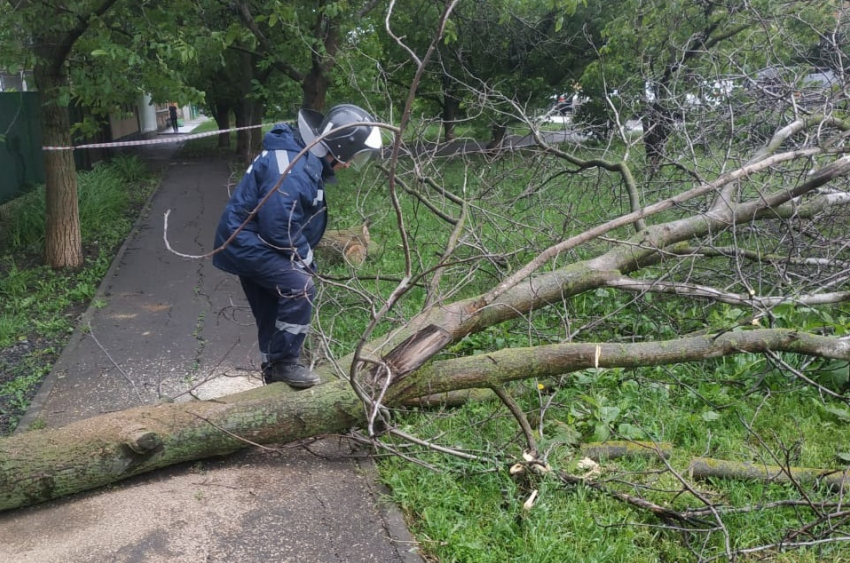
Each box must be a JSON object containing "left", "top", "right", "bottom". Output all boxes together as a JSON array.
[
  {"left": 487, "top": 123, "right": 507, "bottom": 151},
  {"left": 689, "top": 457, "right": 850, "bottom": 491},
  {"left": 302, "top": 67, "right": 329, "bottom": 112},
  {"left": 441, "top": 77, "right": 461, "bottom": 142},
  {"left": 0, "top": 381, "right": 363, "bottom": 512},
  {"left": 581, "top": 441, "right": 673, "bottom": 461},
  {"left": 235, "top": 50, "right": 257, "bottom": 164},
  {"left": 35, "top": 64, "right": 83, "bottom": 269},
  {"left": 386, "top": 329, "right": 850, "bottom": 403},
  {"left": 212, "top": 102, "right": 232, "bottom": 148},
  {"left": 301, "top": 4, "right": 341, "bottom": 111}
]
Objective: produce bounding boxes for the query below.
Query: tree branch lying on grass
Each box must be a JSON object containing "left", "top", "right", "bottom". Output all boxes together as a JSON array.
[{"left": 1, "top": 326, "right": 848, "bottom": 512}]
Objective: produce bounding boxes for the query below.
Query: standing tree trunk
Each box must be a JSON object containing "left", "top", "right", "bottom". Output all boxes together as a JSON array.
[
  {"left": 248, "top": 94, "right": 265, "bottom": 157},
  {"left": 22, "top": 0, "right": 121, "bottom": 269},
  {"left": 487, "top": 123, "right": 507, "bottom": 151},
  {"left": 35, "top": 62, "right": 83, "bottom": 269},
  {"left": 441, "top": 75, "right": 461, "bottom": 142},
  {"left": 233, "top": 57, "right": 269, "bottom": 161},
  {"left": 235, "top": 50, "right": 256, "bottom": 163},
  {"left": 212, "top": 101, "right": 232, "bottom": 149},
  {"left": 302, "top": 68, "right": 329, "bottom": 111},
  {"left": 235, "top": 96, "right": 265, "bottom": 163},
  {"left": 642, "top": 102, "right": 671, "bottom": 174},
  {"left": 301, "top": 3, "right": 341, "bottom": 111}
]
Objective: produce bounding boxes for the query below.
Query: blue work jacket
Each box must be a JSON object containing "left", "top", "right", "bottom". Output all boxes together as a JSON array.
[{"left": 213, "top": 123, "right": 331, "bottom": 276}]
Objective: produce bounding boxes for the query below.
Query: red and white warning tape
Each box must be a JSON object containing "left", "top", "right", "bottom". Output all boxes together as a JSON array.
[{"left": 42, "top": 123, "right": 265, "bottom": 151}]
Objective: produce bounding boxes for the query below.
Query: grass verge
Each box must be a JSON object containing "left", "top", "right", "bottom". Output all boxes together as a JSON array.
[{"left": 0, "top": 154, "right": 160, "bottom": 435}]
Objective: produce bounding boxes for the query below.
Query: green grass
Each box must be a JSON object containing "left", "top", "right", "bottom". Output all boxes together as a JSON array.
[
  {"left": 0, "top": 351, "right": 53, "bottom": 415},
  {"left": 0, "top": 154, "right": 154, "bottom": 253},
  {"left": 377, "top": 362, "right": 850, "bottom": 562},
  {"left": 0, "top": 154, "right": 160, "bottom": 433},
  {"left": 177, "top": 117, "right": 231, "bottom": 157},
  {"left": 178, "top": 117, "right": 278, "bottom": 159}
]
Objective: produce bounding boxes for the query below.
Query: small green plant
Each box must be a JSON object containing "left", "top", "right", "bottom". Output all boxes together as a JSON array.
[
  {"left": 0, "top": 354, "right": 52, "bottom": 413},
  {"left": 0, "top": 314, "right": 26, "bottom": 346},
  {"left": 108, "top": 154, "right": 150, "bottom": 183},
  {"left": 27, "top": 417, "right": 46, "bottom": 430},
  {"left": 68, "top": 280, "right": 97, "bottom": 302}
]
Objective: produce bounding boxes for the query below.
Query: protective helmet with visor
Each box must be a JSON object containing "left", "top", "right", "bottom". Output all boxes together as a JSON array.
[{"left": 298, "top": 104, "right": 382, "bottom": 170}]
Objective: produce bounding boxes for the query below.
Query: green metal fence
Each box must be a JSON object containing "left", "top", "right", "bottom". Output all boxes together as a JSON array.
[{"left": 0, "top": 92, "right": 44, "bottom": 205}]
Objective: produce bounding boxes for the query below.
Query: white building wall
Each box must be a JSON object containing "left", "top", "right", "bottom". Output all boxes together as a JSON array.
[{"left": 138, "top": 93, "right": 158, "bottom": 135}]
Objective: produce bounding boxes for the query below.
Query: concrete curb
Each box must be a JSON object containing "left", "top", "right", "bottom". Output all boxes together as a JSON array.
[{"left": 356, "top": 455, "right": 423, "bottom": 562}]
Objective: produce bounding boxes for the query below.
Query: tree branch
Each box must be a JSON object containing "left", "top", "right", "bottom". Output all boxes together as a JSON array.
[
  {"left": 389, "top": 328, "right": 850, "bottom": 402},
  {"left": 42, "top": 0, "right": 121, "bottom": 74},
  {"left": 235, "top": 0, "right": 303, "bottom": 83},
  {"left": 603, "top": 276, "right": 850, "bottom": 308}
]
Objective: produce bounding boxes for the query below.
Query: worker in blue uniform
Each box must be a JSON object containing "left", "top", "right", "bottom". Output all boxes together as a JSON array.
[{"left": 213, "top": 104, "right": 382, "bottom": 387}]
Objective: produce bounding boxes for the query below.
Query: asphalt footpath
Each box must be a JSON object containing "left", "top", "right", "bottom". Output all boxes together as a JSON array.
[{"left": 0, "top": 119, "right": 423, "bottom": 563}]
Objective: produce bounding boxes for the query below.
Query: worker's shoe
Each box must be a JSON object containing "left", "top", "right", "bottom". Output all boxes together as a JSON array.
[{"left": 263, "top": 362, "right": 320, "bottom": 389}]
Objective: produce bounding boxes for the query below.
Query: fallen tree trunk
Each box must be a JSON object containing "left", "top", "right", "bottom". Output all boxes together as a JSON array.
[
  {"left": 2, "top": 327, "right": 847, "bottom": 512},
  {"left": 0, "top": 381, "right": 364, "bottom": 512},
  {"left": 3, "top": 155, "right": 848, "bottom": 512}
]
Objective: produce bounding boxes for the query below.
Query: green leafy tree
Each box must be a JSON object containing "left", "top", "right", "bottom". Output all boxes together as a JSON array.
[
  {"left": 378, "top": 0, "right": 607, "bottom": 144},
  {"left": 578, "top": 0, "right": 843, "bottom": 170},
  {"left": 1, "top": 0, "right": 122, "bottom": 269},
  {"left": 0, "top": 0, "right": 203, "bottom": 269},
  {"left": 182, "top": 0, "right": 387, "bottom": 159}
]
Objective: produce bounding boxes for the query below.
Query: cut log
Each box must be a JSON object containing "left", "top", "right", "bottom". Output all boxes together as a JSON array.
[
  {"left": 315, "top": 224, "right": 375, "bottom": 267},
  {"left": 689, "top": 457, "right": 850, "bottom": 491}
]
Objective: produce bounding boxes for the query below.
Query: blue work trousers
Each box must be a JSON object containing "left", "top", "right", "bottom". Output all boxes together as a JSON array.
[{"left": 238, "top": 260, "right": 315, "bottom": 366}]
